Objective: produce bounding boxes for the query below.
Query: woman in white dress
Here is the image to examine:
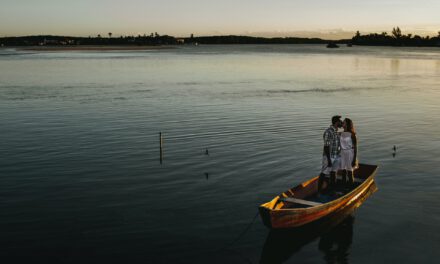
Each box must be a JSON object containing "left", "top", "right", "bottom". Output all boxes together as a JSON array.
[{"left": 340, "top": 118, "right": 358, "bottom": 186}]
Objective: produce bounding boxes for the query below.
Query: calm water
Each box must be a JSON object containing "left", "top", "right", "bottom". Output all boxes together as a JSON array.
[{"left": 1, "top": 45, "right": 440, "bottom": 263}]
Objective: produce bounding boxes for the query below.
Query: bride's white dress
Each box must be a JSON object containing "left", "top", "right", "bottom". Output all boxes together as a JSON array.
[{"left": 340, "top": 132, "right": 354, "bottom": 171}]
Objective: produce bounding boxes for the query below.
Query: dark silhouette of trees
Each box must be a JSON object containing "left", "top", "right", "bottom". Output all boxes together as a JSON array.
[
  {"left": 182, "top": 35, "right": 340, "bottom": 44},
  {"left": 0, "top": 34, "right": 348, "bottom": 46},
  {"left": 0, "top": 33, "right": 179, "bottom": 46},
  {"left": 1, "top": 29, "right": 439, "bottom": 47},
  {"left": 352, "top": 27, "right": 440, "bottom": 47},
  {"left": 392, "top": 27, "right": 402, "bottom": 39}
]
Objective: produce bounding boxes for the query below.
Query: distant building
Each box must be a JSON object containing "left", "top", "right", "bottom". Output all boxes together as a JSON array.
[{"left": 176, "top": 38, "right": 185, "bottom": 44}]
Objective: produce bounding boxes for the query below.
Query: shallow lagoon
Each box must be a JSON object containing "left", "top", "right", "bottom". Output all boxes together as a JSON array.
[{"left": 1, "top": 45, "right": 440, "bottom": 263}]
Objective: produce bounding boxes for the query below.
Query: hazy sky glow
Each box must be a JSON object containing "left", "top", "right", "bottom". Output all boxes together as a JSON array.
[{"left": 1, "top": 0, "right": 440, "bottom": 39}]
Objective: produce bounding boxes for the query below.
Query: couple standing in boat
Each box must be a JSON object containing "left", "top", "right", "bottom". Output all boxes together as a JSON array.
[{"left": 318, "top": 115, "right": 358, "bottom": 193}]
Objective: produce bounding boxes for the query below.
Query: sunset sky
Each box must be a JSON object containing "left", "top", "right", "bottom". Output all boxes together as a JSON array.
[{"left": 1, "top": 0, "right": 440, "bottom": 39}]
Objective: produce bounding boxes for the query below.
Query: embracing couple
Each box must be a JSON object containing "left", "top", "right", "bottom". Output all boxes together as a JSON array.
[{"left": 318, "top": 115, "right": 358, "bottom": 193}]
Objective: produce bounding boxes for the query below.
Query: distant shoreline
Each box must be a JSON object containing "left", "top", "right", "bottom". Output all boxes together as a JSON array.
[
  {"left": 1, "top": 29, "right": 439, "bottom": 47},
  {"left": 15, "top": 45, "right": 173, "bottom": 52}
]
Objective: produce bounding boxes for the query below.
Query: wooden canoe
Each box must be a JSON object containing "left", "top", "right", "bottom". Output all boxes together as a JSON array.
[{"left": 259, "top": 163, "right": 378, "bottom": 229}]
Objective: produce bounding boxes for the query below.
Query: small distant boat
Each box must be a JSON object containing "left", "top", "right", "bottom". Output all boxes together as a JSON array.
[
  {"left": 259, "top": 163, "right": 378, "bottom": 229},
  {"left": 326, "top": 43, "right": 340, "bottom": 48}
]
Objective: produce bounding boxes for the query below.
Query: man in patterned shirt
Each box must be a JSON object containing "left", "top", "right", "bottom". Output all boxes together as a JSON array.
[{"left": 318, "top": 115, "right": 342, "bottom": 193}]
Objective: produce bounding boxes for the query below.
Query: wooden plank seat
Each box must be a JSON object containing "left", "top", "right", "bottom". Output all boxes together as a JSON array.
[{"left": 279, "top": 197, "right": 323, "bottom": 207}]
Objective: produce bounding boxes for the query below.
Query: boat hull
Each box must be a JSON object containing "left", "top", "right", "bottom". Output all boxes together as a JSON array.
[{"left": 259, "top": 164, "right": 378, "bottom": 229}]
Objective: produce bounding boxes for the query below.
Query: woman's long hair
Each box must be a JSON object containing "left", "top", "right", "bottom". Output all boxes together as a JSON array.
[{"left": 344, "top": 118, "right": 356, "bottom": 134}]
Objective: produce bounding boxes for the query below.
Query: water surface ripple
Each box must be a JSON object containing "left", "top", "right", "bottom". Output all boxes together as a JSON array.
[{"left": 1, "top": 45, "right": 440, "bottom": 263}]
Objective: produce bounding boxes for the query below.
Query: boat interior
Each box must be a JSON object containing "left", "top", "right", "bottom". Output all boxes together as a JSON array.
[{"left": 271, "top": 164, "right": 377, "bottom": 210}]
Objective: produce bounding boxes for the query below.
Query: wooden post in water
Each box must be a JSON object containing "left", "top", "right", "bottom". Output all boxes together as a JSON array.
[{"left": 159, "top": 132, "right": 163, "bottom": 164}]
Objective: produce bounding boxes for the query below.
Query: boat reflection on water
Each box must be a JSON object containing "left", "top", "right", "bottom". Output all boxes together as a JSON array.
[
  {"left": 259, "top": 212, "right": 355, "bottom": 264},
  {"left": 319, "top": 216, "right": 353, "bottom": 263},
  {"left": 260, "top": 181, "right": 377, "bottom": 264}
]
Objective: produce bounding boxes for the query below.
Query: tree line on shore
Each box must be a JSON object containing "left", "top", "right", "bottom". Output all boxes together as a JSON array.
[
  {"left": 0, "top": 33, "right": 345, "bottom": 46},
  {"left": 1, "top": 28, "right": 439, "bottom": 47},
  {"left": 186, "top": 35, "right": 337, "bottom": 44},
  {"left": 0, "top": 33, "right": 178, "bottom": 46},
  {"left": 352, "top": 27, "right": 440, "bottom": 46}
]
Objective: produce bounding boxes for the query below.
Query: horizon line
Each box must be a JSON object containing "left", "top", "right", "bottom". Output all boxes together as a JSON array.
[{"left": 2, "top": 26, "right": 440, "bottom": 39}]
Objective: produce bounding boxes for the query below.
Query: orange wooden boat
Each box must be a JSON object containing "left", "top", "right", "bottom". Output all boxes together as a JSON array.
[{"left": 259, "top": 163, "right": 378, "bottom": 229}]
